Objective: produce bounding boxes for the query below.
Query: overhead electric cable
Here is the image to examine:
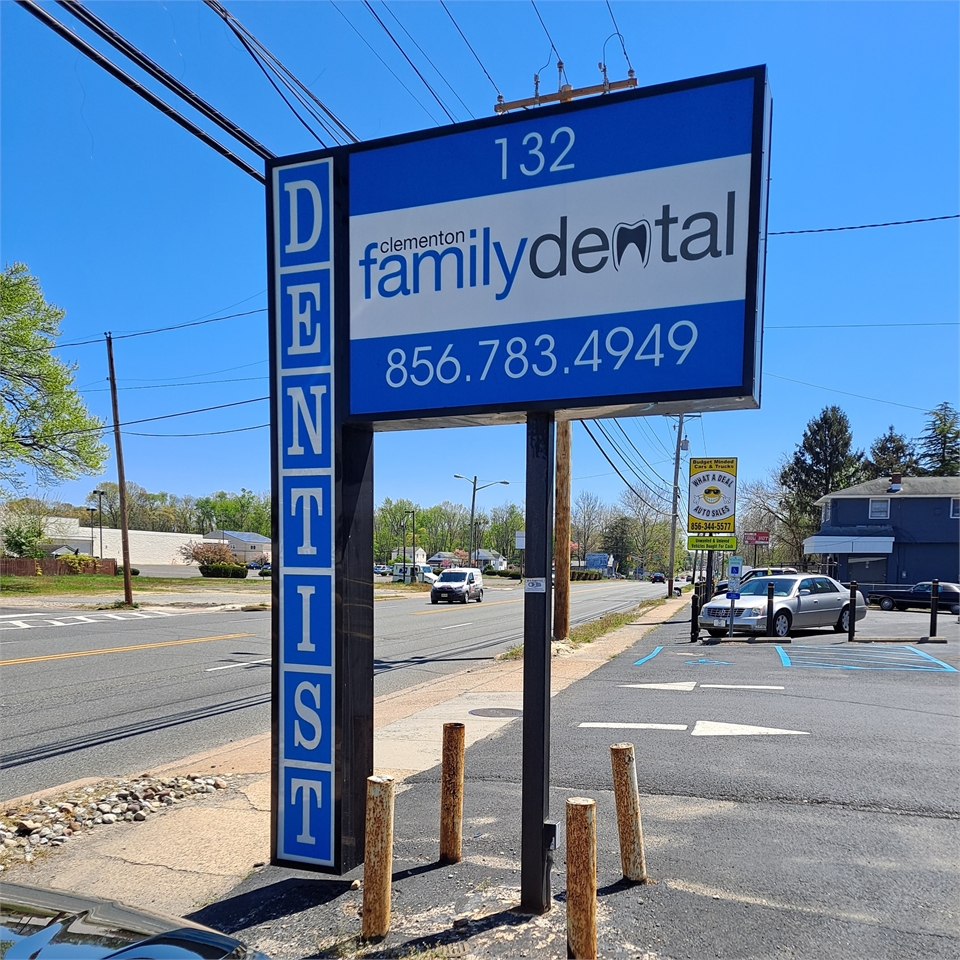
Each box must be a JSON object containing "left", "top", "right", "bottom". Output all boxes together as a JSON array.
[
  {"left": 54, "top": 0, "right": 274, "bottom": 160},
  {"left": 205, "top": 0, "right": 358, "bottom": 144},
  {"left": 382, "top": 1, "right": 474, "bottom": 118},
  {"left": 592, "top": 420, "right": 670, "bottom": 504},
  {"left": 126, "top": 423, "right": 269, "bottom": 438},
  {"left": 530, "top": 0, "right": 568, "bottom": 84},
  {"left": 603, "top": 0, "right": 634, "bottom": 74},
  {"left": 611, "top": 419, "right": 671, "bottom": 485},
  {"left": 769, "top": 214, "right": 958, "bottom": 235},
  {"left": 439, "top": 0, "right": 502, "bottom": 100},
  {"left": 329, "top": 0, "right": 440, "bottom": 124},
  {"left": 582, "top": 422, "right": 665, "bottom": 512},
  {"left": 362, "top": 0, "right": 457, "bottom": 122},
  {"left": 84, "top": 375, "right": 267, "bottom": 393},
  {"left": 16, "top": 396, "right": 270, "bottom": 441},
  {"left": 764, "top": 374, "right": 930, "bottom": 411},
  {"left": 768, "top": 322, "right": 958, "bottom": 329},
  {"left": 13, "top": 0, "right": 264, "bottom": 183}
]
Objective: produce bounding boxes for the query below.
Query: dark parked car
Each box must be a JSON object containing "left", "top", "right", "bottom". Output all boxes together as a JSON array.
[
  {"left": 0, "top": 882, "right": 271, "bottom": 959},
  {"left": 258, "top": 563, "right": 272, "bottom": 577},
  {"left": 867, "top": 581, "right": 960, "bottom": 615},
  {"left": 650, "top": 572, "right": 665, "bottom": 583}
]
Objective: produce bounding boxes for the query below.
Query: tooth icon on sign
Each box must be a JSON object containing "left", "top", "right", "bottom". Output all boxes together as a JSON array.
[{"left": 612, "top": 220, "right": 652, "bottom": 271}]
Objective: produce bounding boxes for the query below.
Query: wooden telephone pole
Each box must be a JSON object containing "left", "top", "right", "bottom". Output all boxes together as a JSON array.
[
  {"left": 553, "top": 421, "right": 572, "bottom": 641},
  {"left": 105, "top": 334, "right": 133, "bottom": 605}
]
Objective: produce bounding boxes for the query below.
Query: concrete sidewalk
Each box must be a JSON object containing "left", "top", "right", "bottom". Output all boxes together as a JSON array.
[{"left": 3, "top": 596, "right": 693, "bottom": 937}]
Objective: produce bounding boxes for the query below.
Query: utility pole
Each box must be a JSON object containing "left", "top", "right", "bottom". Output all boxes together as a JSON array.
[
  {"left": 105, "top": 334, "right": 133, "bottom": 605},
  {"left": 666, "top": 414, "right": 685, "bottom": 600},
  {"left": 554, "top": 421, "right": 571, "bottom": 640}
]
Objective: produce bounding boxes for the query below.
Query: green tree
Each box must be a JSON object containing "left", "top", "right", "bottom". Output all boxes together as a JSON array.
[
  {"left": 778, "top": 406, "right": 865, "bottom": 538},
  {"left": 1, "top": 263, "right": 107, "bottom": 493},
  {"left": 916, "top": 402, "right": 960, "bottom": 477},
  {"left": 863, "top": 426, "right": 921, "bottom": 479}
]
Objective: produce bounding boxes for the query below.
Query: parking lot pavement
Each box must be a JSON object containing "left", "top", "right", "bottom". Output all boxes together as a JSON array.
[{"left": 854, "top": 606, "right": 960, "bottom": 641}]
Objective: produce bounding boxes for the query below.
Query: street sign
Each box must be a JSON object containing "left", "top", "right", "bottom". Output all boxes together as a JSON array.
[
  {"left": 687, "top": 457, "right": 737, "bottom": 533},
  {"left": 744, "top": 531, "right": 770, "bottom": 544},
  {"left": 687, "top": 535, "right": 737, "bottom": 551},
  {"left": 728, "top": 555, "right": 744, "bottom": 593},
  {"left": 515, "top": 530, "right": 526, "bottom": 550},
  {"left": 346, "top": 67, "right": 771, "bottom": 427}
]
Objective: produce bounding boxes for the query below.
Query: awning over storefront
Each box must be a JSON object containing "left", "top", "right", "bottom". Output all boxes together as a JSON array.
[{"left": 803, "top": 536, "right": 895, "bottom": 555}]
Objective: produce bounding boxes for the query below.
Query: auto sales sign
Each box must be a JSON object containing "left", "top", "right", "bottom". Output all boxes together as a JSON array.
[{"left": 688, "top": 457, "right": 738, "bottom": 533}]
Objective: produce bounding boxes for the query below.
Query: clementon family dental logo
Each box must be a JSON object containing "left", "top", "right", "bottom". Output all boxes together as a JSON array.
[{"left": 356, "top": 192, "right": 740, "bottom": 303}]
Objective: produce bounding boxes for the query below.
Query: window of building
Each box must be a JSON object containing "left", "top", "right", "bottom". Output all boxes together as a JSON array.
[
  {"left": 868, "top": 498, "right": 890, "bottom": 520},
  {"left": 952, "top": 498, "right": 960, "bottom": 519},
  {"left": 821, "top": 500, "right": 831, "bottom": 524}
]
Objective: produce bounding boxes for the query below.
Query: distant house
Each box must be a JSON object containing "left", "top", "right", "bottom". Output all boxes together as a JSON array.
[
  {"left": 204, "top": 530, "right": 272, "bottom": 564},
  {"left": 426, "top": 551, "right": 459, "bottom": 568},
  {"left": 391, "top": 546, "right": 427, "bottom": 565},
  {"left": 474, "top": 549, "right": 508, "bottom": 571},
  {"left": 804, "top": 474, "right": 959, "bottom": 585}
]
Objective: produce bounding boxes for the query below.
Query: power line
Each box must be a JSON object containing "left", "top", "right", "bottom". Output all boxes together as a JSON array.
[
  {"left": 768, "top": 322, "right": 958, "bottom": 329},
  {"left": 14, "top": 396, "right": 270, "bottom": 442},
  {"left": 764, "top": 373, "right": 931, "bottom": 412},
  {"left": 611, "top": 419, "right": 671, "bottom": 486},
  {"left": 582, "top": 421, "right": 665, "bottom": 512},
  {"left": 125, "top": 423, "right": 268, "bottom": 438},
  {"left": 13, "top": 0, "right": 264, "bottom": 183},
  {"left": 55, "top": 0, "right": 274, "bottom": 160},
  {"left": 205, "top": 0, "right": 358, "bottom": 145},
  {"left": 530, "top": 0, "right": 568, "bottom": 85},
  {"left": 439, "top": 1, "right": 502, "bottom": 102},
  {"left": 769, "top": 214, "right": 958, "bottom": 235},
  {"left": 362, "top": 0, "right": 457, "bottom": 123},
  {"left": 329, "top": 0, "right": 441, "bottom": 125},
  {"left": 382, "top": 2, "right": 474, "bottom": 119},
  {"left": 84, "top": 375, "right": 267, "bottom": 393},
  {"left": 593, "top": 421, "right": 671, "bottom": 504},
  {"left": 603, "top": 0, "right": 634, "bottom": 74}
]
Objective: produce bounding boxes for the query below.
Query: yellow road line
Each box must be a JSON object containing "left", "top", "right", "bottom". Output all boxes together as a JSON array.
[{"left": 0, "top": 632, "right": 255, "bottom": 667}]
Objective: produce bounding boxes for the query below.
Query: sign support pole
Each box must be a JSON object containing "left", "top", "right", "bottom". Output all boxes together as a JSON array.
[{"left": 521, "top": 411, "right": 555, "bottom": 914}]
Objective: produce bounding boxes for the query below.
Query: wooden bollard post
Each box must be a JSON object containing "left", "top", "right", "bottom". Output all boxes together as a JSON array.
[
  {"left": 440, "top": 722, "right": 465, "bottom": 864},
  {"left": 610, "top": 743, "right": 647, "bottom": 882},
  {"left": 566, "top": 797, "right": 597, "bottom": 960},
  {"left": 361, "top": 775, "right": 394, "bottom": 941}
]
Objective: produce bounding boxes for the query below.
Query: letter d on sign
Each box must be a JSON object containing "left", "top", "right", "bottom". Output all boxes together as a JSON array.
[{"left": 285, "top": 180, "right": 323, "bottom": 254}]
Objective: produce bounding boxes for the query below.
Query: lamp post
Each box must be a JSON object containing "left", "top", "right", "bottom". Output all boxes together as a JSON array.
[
  {"left": 454, "top": 475, "right": 509, "bottom": 567},
  {"left": 87, "top": 506, "right": 96, "bottom": 556},
  {"left": 405, "top": 508, "right": 416, "bottom": 583}
]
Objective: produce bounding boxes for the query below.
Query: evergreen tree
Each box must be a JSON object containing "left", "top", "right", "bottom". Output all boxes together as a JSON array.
[
  {"left": 778, "top": 406, "right": 865, "bottom": 535},
  {"left": 916, "top": 402, "right": 960, "bottom": 476},
  {"left": 863, "top": 426, "right": 921, "bottom": 479}
]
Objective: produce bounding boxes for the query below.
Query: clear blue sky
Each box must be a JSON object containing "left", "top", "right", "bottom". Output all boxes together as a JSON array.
[{"left": 3, "top": 1, "right": 957, "bottom": 515}]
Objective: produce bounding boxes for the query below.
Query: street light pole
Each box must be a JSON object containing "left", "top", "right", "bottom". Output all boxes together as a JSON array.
[
  {"left": 87, "top": 507, "right": 96, "bottom": 556},
  {"left": 454, "top": 474, "right": 509, "bottom": 567}
]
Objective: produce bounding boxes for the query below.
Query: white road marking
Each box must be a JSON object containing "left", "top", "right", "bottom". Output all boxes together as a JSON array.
[
  {"left": 207, "top": 657, "right": 271, "bottom": 672},
  {"left": 102, "top": 614, "right": 127, "bottom": 620},
  {"left": 0, "top": 613, "right": 44, "bottom": 619},
  {"left": 69, "top": 616, "right": 98, "bottom": 623},
  {"left": 691, "top": 721, "right": 808, "bottom": 737},
  {"left": 580, "top": 722, "right": 688, "bottom": 731},
  {"left": 7, "top": 620, "right": 35, "bottom": 628},
  {"left": 699, "top": 684, "right": 784, "bottom": 690},
  {"left": 619, "top": 681, "right": 697, "bottom": 691},
  {"left": 441, "top": 622, "right": 474, "bottom": 630},
  {"left": 45, "top": 620, "right": 68, "bottom": 626}
]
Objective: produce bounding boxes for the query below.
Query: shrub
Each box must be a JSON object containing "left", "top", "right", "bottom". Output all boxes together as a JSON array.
[
  {"left": 179, "top": 541, "right": 236, "bottom": 566},
  {"left": 199, "top": 563, "right": 248, "bottom": 579},
  {"left": 59, "top": 552, "right": 94, "bottom": 573},
  {"left": 115, "top": 565, "right": 140, "bottom": 576},
  {"left": 258, "top": 566, "right": 272, "bottom": 577}
]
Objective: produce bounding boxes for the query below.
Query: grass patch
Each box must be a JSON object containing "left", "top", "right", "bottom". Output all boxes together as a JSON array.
[
  {"left": 0, "top": 574, "right": 271, "bottom": 596},
  {"left": 94, "top": 599, "right": 140, "bottom": 610},
  {"left": 240, "top": 603, "right": 270, "bottom": 611},
  {"left": 498, "top": 598, "right": 665, "bottom": 660}
]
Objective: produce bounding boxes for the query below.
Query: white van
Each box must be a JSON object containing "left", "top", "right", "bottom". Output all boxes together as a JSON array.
[
  {"left": 392, "top": 562, "right": 437, "bottom": 584},
  {"left": 430, "top": 567, "right": 484, "bottom": 604}
]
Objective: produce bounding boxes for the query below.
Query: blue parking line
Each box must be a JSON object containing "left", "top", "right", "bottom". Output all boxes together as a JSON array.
[
  {"left": 634, "top": 646, "right": 663, "bottom": 666},
  {"left": 775, "top": 644, "right": 957, "bottom": 672}
]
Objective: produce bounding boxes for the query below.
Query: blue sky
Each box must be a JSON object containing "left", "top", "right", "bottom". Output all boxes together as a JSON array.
[{"left": 3, "top": 1, "right": 957, "bottom": 515}]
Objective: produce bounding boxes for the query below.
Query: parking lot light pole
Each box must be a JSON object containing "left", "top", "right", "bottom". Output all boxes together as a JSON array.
[
  {"left": 87, "top": 507, "right": 96, "bottom": 556},
  {"left": 93, "top": 489, "right": 105, "bottom": 559},
  {"left": 454, "top": 475, "right": 508, "bottom": 567}
]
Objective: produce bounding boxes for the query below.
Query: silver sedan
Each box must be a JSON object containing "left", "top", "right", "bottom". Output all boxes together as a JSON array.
[{"left": 698, "top": 574, "right": 868, "bottom": 639}]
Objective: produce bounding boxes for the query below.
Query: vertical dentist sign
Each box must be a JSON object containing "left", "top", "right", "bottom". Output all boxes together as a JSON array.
[{"left": 268, "top": 65, "right": 771, "bottom": 873}]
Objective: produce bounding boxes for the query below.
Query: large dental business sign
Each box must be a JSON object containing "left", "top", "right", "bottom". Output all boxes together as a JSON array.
[{"left": 267, "top": 66, "right": 770, "bottom": 872}]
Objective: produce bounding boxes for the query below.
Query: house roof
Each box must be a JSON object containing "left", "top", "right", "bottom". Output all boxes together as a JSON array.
[
  {"left": 205, "top": 530, "right": 271, "bottom": 543},
  {"left": 815, "top": 476, "right": 960, "bottom": 504}
]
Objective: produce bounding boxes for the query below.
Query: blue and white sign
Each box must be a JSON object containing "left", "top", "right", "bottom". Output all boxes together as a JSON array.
[
  {"left": 271, "top": 157, "right": 336, "bottom": 868},
  {"left": 347, "top": 68, "right": 771, "bottom": 424}
]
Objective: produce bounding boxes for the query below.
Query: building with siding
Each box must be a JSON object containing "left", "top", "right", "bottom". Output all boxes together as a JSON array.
[{"left": 804, "top": 475, "right": 959, "bottom": 585}]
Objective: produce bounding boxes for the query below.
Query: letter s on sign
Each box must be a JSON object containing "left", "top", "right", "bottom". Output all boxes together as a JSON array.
[
  {"left": 293, "top": 681, "right": 323, "bottom": 749},
  {"left": 284, "top": 180, "right": 323, "bottom": 254}
]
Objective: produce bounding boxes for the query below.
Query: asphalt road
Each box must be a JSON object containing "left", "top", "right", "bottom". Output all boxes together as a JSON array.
[{"left": 0, "top": 579, "right": 660, "bottom": 799}]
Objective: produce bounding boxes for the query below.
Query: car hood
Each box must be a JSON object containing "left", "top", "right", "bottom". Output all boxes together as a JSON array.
[{"left": 0, "top": 883, "right": 270, "bottom": 959}]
